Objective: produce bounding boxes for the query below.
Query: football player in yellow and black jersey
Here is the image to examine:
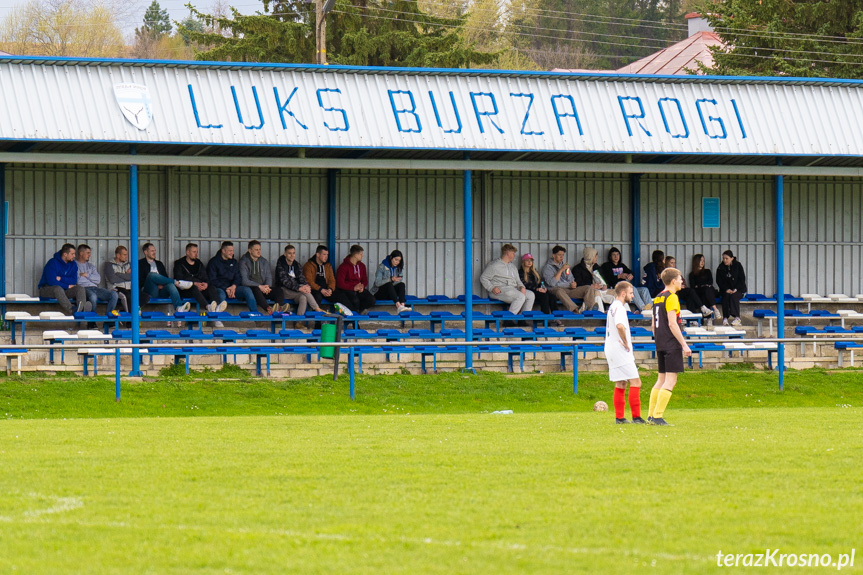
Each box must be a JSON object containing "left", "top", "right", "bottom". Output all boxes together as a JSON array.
[{"left": 648, "top": 267, "right": 692, "bottom": 425}]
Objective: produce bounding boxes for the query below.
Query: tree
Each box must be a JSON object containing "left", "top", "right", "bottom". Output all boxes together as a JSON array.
[
  {"left": 700, "top": 0, "right": 863, "bottom": 78},
  {"left": 180, "top": 0, "right": 497, "bottom": 68},
  {"left": 0, "top": 0, "right": 124, "bottom": 57},
  {"left": 178, "top": 15, "right": 205, "bottom": 44},
  {"left": 507, "top": 0, "right": 687, "bottom": 70},
  {"left": 138, "top": 0, "right": 172, "bottom": 39}
]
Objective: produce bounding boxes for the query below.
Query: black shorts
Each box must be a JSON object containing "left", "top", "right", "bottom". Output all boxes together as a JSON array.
[{"left": 657, "top": 347, "right": 684, "bottom": 373}]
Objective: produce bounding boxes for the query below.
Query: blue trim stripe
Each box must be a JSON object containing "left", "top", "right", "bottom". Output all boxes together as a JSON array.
[{"left": 3, "top": 54, "right": 863, "bottom": 87}]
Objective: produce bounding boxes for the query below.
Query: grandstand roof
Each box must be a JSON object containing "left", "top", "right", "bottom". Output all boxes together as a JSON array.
[{"left": 1, "top": 55, "right": 863, "bottom": 174}]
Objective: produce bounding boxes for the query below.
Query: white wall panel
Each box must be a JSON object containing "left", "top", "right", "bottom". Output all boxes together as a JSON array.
[
  {"left": 336, "top": 170, "right": 465, "bottom": 297},
  {"left": 785, "top": 178, "right": 863, "bottom": 296},
  {"left": 5, "top": 164, "right": 163, "bottom": 294},
  {"left": 4, "top": 165, "right": 861, "bottom": 299},
  {"left": 487, "top": 172, "right": 631, "bottom": 280},
  {"left": 171, "top": 167, "right": 328, "bottom": 266},
  {"left": 640, "top": 175, "right": 775, "bottom": 295}
]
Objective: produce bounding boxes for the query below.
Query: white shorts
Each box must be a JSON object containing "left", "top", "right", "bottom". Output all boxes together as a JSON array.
[{"left": 609, "top": 362, "right": 639, "bottom": 382}]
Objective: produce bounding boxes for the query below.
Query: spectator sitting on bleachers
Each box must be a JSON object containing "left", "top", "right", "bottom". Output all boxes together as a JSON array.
[
  {"left": 102, "top": 246, "right": 131, "bottom": 312},
  {"left": 643, "top": 249, "right": 665, "bottom": 297},
  {"left": 370, "top": 249, "right": 412, "bottom": 313},
  {"left": 541, "top": 245, "right": 596, "bottom": 313},
  {"left": 599, "top": 247, "right": 651, "bottom": 312},
  {"left": 239, "top": 240, "right": 278, "bottom": 315},
  {"left": 303, "top": 245, "right": 336, "bottom": 310},
  {"left": 139, "top": 243, "right": 190, "bottom": 315},
  {"left": 334, "top": 244, "right": 377, "bottom": 314},
  {"left": 689, "top": 253, "right": 721, "bottom": 322},
  {"left": 207, "top": 241, "right": 258, "bottom": 317},
  {"left": 480, "top": 243, "right": 535, "bottom": 324},
  {"left": 665, "top": 256, "right": 715, "bottom": 322},
  {"left": 76, "top": 243, "right": 118, "bottom": 320},
  {"left": 518, "top": 253, "right": 561, "bottom": 326},
  {"left": 276, "top": 244, "right": 322, "bottom": 316},
  {"left": 572, "top": 247, "right": 611, "bottom": 312},
  {"left": 38, "top": 243, "right": 91, "bottom": 315},
  {"left": 173, "top": 242, "right": 220, "bottom": 312},
  {"left": 716, "top": 250, "right": 747, "bottom": 327}
]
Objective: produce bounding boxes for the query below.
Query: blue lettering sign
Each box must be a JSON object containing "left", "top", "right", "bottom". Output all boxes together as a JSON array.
[
  {"left": 550, "top": 95, "right": 583, "bottom": 136},
  {"left": 317, "top": 88, "right": 349, "bottom": 132},
  {"left": 658, "top": 97, "right": 689, "bottom": 139},
  {"left": 510, "top": 93, "right": 544, "bottom": 136},
  {"left": 695, "top": 98, "right": 727, "bottom": 139},
  {"left": 618, "top": 96, "right": 651, "bottom": 137},
  {"left": 274, "top": 87, "right": 308, "bottom": 130},
  {"left": 429, "top": 91, "right": 462, "bottom": 134},
  {"left": 231, "top": 86, "right": 264, "bottom": 130},
  {"left": 730, "top": 98, "right": 747, "bottom": 139},
  {"left": 470, "top": 92, "right": 504, "bottom": 134},
  {"left": 187, "top": 84, "right": 222, "bottom": 130},
  {"left": 388, "top": 89, "right": 422, "bottom": 133}
]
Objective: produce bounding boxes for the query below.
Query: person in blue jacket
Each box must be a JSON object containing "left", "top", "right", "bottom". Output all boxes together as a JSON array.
[
  {"left": 643, "top": 249, "right": 666, "bottom": 298},
  {"left": 206, "top": 241, "right": 258, "bottom": 313},
  {"left": 37, "top": 243, "right": 91, "bottom": 314}
]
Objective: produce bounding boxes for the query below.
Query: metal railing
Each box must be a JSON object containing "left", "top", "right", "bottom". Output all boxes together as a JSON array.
[{"left": 2, "top": 336, "right": 861, "bottom": 400}]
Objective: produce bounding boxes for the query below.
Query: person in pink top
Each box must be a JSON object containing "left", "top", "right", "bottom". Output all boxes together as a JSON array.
[{"left": 333, "top": 244, "right": 377, "bottom": 314}]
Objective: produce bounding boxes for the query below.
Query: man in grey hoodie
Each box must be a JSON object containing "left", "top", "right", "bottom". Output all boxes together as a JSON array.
[
  {"left": 540, "top": 245, "right": 596, "bottom": 313},
  {"left": 76, "top": 244, "right": 119, "bottom": 315},
  {"left": 480, "top": 243, "right": 535, "bottom": 318},
  {"left": 239, "top": 240, "right": 277, "bottom": 314}
]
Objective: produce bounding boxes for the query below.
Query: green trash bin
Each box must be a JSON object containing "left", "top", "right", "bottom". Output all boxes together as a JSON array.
[{"left": 320, "top": 322, "right": 338, "bottom": 359}]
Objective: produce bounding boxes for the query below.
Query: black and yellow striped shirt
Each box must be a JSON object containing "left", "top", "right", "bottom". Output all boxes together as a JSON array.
[{"left": 653, "top": 290, "right": 681, "bottom": 351}]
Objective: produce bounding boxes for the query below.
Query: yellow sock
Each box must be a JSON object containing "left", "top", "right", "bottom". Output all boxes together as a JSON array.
[
  {"left": 648, "top": 387, "right": 660, "bottom": 418},
  {"left": 653, "top": 389, "right": 673, "bottom": 418}
]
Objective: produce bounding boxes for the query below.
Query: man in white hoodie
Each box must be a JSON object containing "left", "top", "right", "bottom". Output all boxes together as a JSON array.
[{"left": 480, "top": 244, "right": 535, "bottom": 319}]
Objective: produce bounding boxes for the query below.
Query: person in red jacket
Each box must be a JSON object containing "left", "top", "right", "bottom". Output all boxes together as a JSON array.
[{"left": 333, "top": 244, "right": 376, "bottom": 314}]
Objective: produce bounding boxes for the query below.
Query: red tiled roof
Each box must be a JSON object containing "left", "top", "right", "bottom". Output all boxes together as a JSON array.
[{"left": 615, "top": 31, "right": 724, "bottom": 75}]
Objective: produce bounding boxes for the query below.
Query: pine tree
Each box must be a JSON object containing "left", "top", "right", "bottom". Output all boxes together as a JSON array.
[
  {"left": 700, "top": 0, "right": 863, "bottom": 78},
  {"left": 180, "top": 0, "right": 497, "bottom": 67},
  {"left": 137, "top": 0, "right": 172, "bottom": 39}
]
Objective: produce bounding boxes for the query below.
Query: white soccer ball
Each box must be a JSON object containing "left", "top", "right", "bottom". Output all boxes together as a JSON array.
[{"left": 593, "top": 400, "right": 609, "bottom": 412}]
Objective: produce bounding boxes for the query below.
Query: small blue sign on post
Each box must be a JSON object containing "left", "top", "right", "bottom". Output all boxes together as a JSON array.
[{"left": 702, "top": 197, "right": 720, "bottom": 228}]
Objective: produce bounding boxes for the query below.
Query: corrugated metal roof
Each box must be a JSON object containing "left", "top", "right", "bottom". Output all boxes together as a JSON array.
[{"left": 2, "top": 57, "right": 863, "bottom": 157}]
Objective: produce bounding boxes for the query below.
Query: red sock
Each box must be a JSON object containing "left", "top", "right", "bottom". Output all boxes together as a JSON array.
[
  {"left": 629, "top": 386, "right": 642, "bottom": 419},
  {"left": 613, "top": 387, "right": 625, "bottom": 418}
]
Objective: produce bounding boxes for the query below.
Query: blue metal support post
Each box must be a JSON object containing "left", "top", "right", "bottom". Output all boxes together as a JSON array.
[
  {"left": 327, "top": 169, "right": 337, "bottom": 253},
  {"left": 0, "top": 163, "right": 6, "bottom": 298},
  {"left": 629, "top": 173, "right": 642, "bottom": 279},
  {"left": 776, "top": 163, "right": 785, "bottom": 389},
  {"left": 129, "top": 146, "right": 142, "bottom": 376},
  {"left": 463, "top": 164, "right": 474, "bottom": 371}
]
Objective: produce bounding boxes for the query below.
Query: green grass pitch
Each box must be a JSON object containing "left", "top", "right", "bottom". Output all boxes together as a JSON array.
[{"left": 0, "top": 369, "right": 861, "bottom": 573}]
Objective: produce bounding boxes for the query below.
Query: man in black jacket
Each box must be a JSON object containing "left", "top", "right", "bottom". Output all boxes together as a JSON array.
[
  {"left": 275, "top": 244, "right": 322, "bottom": 316},
  {"left": 139, "top": 242, "right": 190, "bottom": 314},
  {"left": 173, "top": 243, "right": 222, "bottom": 312}
]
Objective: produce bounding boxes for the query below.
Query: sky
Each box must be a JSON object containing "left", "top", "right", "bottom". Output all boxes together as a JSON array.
[{"left": 0, "top": 0, "right": 267, "bottom": 38}]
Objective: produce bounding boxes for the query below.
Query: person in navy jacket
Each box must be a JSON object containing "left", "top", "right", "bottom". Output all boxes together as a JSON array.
[{"left": 37, "top": 243, "right": 91, "bottom": 314}]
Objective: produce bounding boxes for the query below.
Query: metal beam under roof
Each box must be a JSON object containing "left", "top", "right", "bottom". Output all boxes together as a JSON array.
[{"left": 2, "top": 152, "right": 863, "bottom": 176}]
